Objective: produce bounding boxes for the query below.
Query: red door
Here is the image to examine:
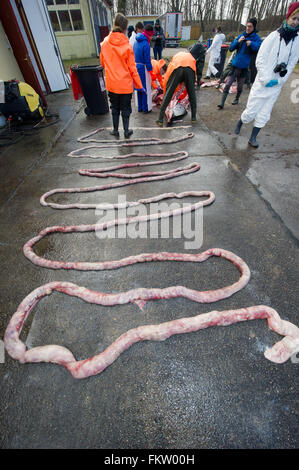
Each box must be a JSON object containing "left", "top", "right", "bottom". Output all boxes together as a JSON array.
[{"left": 0, "top": 0, "right": 47, "bottom": 105}]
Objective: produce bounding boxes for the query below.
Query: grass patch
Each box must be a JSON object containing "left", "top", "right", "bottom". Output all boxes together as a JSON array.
[{"left": 180, "top": 40, "right": 197, "bottom": 48}]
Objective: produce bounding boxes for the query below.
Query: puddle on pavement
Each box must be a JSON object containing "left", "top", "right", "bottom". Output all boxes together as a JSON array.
[{"left": 34, "top": 235, "right": 55, "bottom": 256}]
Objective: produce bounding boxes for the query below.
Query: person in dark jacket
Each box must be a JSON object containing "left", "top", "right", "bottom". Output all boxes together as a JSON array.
[
  {"left": 152, "top": 19, "right": 165, "bottom": 60},
  {"left": 218, "top": 18, "right": 261, "bottom": 109},
  {"left": 189, "top": 42, "right": 206, "bottom": 87}
]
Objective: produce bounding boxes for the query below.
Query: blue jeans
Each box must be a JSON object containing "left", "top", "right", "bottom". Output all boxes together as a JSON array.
[{"left": 153, "top": 45, "right": 162, "bottom": 60}]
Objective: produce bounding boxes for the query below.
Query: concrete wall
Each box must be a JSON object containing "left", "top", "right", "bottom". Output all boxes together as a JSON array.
[
  {"left": 56, "top": 31, "right": 96, "bottom": 60},
  {"left": 0, "top": 21, "right": 24, "bottom": 81}
]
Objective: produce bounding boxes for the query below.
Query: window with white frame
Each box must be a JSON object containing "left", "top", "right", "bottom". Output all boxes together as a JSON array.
[{"left": 47, "top": 0, "right": 84, "bottom": 32}]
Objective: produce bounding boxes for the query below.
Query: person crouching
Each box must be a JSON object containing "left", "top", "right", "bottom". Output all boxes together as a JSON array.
[{"left": 150, "top": 59, "right": 167, "bottom": 91}]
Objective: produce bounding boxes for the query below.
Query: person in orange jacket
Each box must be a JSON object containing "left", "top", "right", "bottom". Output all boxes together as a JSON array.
[
  {"left": 100, "top": 13, "right": 144, "bottom": 138},
  {"left": 156, "top": 45, "right": 204, "bottom": 126},
  {"left": 150, "top": 59, "right": 167, "bottom": 90}
]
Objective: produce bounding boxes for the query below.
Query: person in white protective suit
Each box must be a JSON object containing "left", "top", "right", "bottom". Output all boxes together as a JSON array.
[
  {"left": 234, "top": 1, "right": 299, "bottom": 148},
  {"left": 204, "top": 26, "right": 226, "bottom": 79}
]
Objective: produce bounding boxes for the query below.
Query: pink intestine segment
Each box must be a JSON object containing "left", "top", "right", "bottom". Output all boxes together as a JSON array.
[{"left": 4, "top": 278, "right": 299, "bottom": 379}]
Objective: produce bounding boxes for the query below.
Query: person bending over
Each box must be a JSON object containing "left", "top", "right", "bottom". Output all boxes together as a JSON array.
[{"left": 156, "top": 44, "right": 204, "bottom": 126}]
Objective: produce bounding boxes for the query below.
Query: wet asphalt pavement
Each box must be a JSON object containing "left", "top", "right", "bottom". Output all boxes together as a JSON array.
[{"left": 0, "top": 77, "right": 298, "bottom": 449}]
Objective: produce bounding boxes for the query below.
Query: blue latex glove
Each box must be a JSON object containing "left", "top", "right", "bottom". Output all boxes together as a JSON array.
[
  {"left": 139, "top": 87, "right": 147, "bottom": 94},
  {"left": 265, "top": 79, "right": 279, "bottom": 88}
]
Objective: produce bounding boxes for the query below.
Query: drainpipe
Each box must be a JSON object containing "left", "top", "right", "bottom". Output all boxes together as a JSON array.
[{"left": 88, "top": 0, "right": 99, "bottom": 56}]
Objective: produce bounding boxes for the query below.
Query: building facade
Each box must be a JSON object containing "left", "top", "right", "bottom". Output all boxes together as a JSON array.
[
  {"left": 126, "top": 14, "right": 159, "bottom": 29},
  {"left": 0, "top": 20, "right": 24, "bottom": 82},
  {"left": 0, "top": 0, "right": 70, "bottom": 105},
  {"left": 46, "top": 0, "right": 113, "bottom": 59}
]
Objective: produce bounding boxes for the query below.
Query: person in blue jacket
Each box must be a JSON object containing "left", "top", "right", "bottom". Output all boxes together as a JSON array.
[
  {"left": 218, "top": 18, "right": 262, "bottom": 109},
  {"left": 133, "top": 24, "right": 154, "bottom": 113}
]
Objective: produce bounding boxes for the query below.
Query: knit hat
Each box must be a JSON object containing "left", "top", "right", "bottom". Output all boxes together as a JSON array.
[
  {"left": 189, "top": 42, "right": 204, "bottom": 60},
  {"left": 248, "top": 17, "right": 257, "bottom": 30},
  {"left": 287, "top": 2, "right": 299, "bottom": 19}
]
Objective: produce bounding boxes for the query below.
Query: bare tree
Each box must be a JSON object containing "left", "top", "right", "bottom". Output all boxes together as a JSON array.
[
  {"left": 117, "top": 0, "right": 126, "bottom": 14},
  {"left": 114, "top": 0, "right": 288, "bottom": 30}
]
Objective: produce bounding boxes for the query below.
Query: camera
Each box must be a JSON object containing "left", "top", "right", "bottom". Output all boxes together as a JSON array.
[{"left": 274, "top": 62, "right": 288, "bottom": 77}]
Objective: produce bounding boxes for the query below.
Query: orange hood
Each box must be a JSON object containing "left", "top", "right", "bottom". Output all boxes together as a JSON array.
[
  {"left": 100, "top": 32, "right": 142, "bottom": 94},
  {"left": 104, "top": 31, "right": 128, "bottom": 47}
]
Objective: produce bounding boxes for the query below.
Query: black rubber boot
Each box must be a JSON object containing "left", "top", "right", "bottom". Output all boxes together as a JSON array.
[
  {"left": 234, "top": 119, "right": 243, "bottom": 135},
  {"left": 110, "top": 113, "right": 119, "bottom": 137},
  {"left": 232, "top": 92, "right": 241, "bottom": 105},
  {"left": 122, "top": 115, "right": 133, "bottom": 138},
  {"left": 125, "top": 130, "right": 133, "bottom": 138},
  {"left": 217, "top": 92, "right": 228, "bottom": 109},
  {"left": 248, "top": 127, "right": 261, "bottom": 148}
]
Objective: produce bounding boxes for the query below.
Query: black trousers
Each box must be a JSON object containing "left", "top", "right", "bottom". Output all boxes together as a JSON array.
[
  {"left": 223, "top": 67, "right": 247, "bottom": 94},
  {"left": 108, "top": 92, "right": 132, "bottom": 118},
  {"left": 158, "top": 66, "right": 197, "bottom": 121}
]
